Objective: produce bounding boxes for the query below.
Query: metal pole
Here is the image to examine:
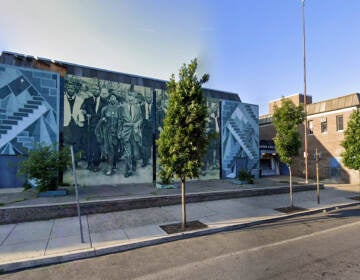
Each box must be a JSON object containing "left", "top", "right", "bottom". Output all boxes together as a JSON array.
[
  {"left": 70, "top": 145, "right": 85, "bottom": 243},
  {"left": 316, "top": 148, "right": 320, "bottom": 204},
  {"left": 302, "top": 0, "right": 309, "bottom": 184}
]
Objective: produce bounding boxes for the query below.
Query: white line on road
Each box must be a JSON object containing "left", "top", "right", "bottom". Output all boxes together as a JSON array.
[{"left": 134, "top": 220, "right": 360, "bottom": 280}]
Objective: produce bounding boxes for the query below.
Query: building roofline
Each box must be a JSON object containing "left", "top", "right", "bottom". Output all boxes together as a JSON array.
[
  {"left": 307, "top": 92, "right": 360, "bottom": 115},
  {"left": 269, "top": 92, "right": 313, "bottom": 103},
  {"left": 309, "top": 92, "right": 360, "bottom": 106},
  {"left": 0, "top": 50, "right": 241, "bottom": 101}
]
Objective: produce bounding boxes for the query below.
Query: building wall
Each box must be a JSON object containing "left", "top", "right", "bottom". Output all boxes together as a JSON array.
[
  {"left": 260, "top": 94, "right": 360, "bottom": 184},
  {"left": 0, "top": 52, "right": 258, "bottom": 187},
  {"left": 0, "top": 64, "right": 60, "bottom": 188},
  {"left": 222, "top": 101, "right": 259, "bottom": 178},
  {"left": 268, "top": 93, "right": 312, "bottom": 115},
  {"left": 295, "top": 107, "right": 359, "bottom": 184}
]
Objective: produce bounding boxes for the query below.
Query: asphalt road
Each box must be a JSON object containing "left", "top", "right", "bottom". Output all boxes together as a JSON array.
[{"left": 2, "top": 206, "right": 359, "bottom": 280}]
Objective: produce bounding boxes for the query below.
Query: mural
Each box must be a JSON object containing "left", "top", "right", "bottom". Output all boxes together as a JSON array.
[
  {"left": 0, "top": 64, "right": 59, "bottom": 155},
  {"left": 201, "top": 98, "right": 220, "bottom": 179},
  {"left": 155, "top": 93, "right": 221, "bottom": 181},
  {"left": 63, "top": 75, "right": 154, "bottom": 185},
  {"left": 0, "top": 56, "right": 260, "bottom": 188},
  {"left": 221, "top": 101, "right": 259, "bottom": 179}
]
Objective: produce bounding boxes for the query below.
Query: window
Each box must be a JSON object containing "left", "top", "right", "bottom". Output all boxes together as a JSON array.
[
  {"left": 308, "top": 120, "right": 313, "bottom": 135},
  {"left": 336, "top": 115, "right": 343, "bottom": 131},
  {"left": 321, "top": 117, "right": 327, "bottom": 133}
]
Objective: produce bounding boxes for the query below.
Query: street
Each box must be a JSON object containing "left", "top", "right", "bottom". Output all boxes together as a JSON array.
[{"left": 1, "top": 206, "right": 359, "bottom": 280}]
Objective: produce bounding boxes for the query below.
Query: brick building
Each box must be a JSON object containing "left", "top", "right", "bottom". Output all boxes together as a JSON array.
[{"left": 260, "top": 93, "right": 360, "bottom": 184}]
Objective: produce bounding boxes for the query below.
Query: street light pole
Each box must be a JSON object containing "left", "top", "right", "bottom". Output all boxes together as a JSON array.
[
  {"left": 302, "top": 0, "right": 309, "bottom": 184},
  {"left": 315, "top": 148, "right": 320, "bottom": 204}
]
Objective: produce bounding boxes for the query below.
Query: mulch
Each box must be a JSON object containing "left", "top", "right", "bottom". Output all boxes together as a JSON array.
[
  {"left": 160, "top": 220, "right": 207, "bottom": 234},
  {"left": 274, "top": 206, "right": 308, "bottom": 214}
]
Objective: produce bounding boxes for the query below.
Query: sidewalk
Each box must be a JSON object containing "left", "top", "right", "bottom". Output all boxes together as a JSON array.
[{"left": 0, "top": 177, "right": 359, "bottom": 272}]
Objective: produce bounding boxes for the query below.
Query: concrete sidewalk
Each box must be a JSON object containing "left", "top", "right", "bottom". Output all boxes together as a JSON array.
[{"left": 0, "top": 183, "right": 359, "bottom": 273}]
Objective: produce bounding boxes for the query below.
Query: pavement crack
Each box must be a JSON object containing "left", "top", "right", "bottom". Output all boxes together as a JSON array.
[
  {"left": 86, "top": 215, "right": 93, "bottom": 248},
  {"left": 44, "top": 219, "right": 55, "bottom": 256},
  {"left": 0, "top": 223, "right": 16, "bottom": 246}
]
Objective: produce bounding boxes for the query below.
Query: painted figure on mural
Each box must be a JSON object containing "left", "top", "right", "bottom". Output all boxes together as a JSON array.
[
  {"left": 80, "top": 80, "right": 106, "bottom": 172},
  {"left": 140, "top": 89, "right": 153, "bottom": 167},
  {"left": 120, "top": 85, "right": 144, "bottom": 177},
  {"left": 206, "top": 102, "right": 220, "bottom": 169},
  {"left": 156, "top": 91, "right": 168, "bottom": 138},
  {"left": 95, "top": 94, "right": 122, "bottom": 175},
  {"left": 63, "top": 77, "right": 85, "bottom": 155}
]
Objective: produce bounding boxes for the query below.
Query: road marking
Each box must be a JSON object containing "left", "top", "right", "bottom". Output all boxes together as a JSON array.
[
  {"left": 232, "top": 220, "right": 360, "bottom": 255},
  {"left": 134, "top": 220, "right": 360, "bottom": 280}
]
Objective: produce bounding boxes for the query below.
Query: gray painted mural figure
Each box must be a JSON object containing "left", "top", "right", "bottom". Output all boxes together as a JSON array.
[
  {"left": 140, "top": 90, "right": 153, "bottom": 167},
  {"left": 63, "top": 77, "right": 84, "bottom": 155},
  {"left": 120, "top": 86, "right": 144, "bottom": 177},
  {"left": 80, "top": 80, "right": 106, "bottom": 171},
  {"left": 95, "top": 94, "right": 122, "bottom": 175},
  {"left": 203, "top": 101, "right": 220, "bottom": 171}
]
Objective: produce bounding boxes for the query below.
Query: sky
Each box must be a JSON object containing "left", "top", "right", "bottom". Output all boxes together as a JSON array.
[{"left": 1, "top": 0, "right": 359, "bottom": 115}]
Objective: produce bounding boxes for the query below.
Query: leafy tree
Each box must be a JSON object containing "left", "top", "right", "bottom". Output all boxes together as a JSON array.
[
  {"left": 157, "top": 58, "right": 209, "bottom": 229},
  {"left": 18, "top": 143, "right": 71, "bottom": 192},
  {"left": 341, "top": 109, "right": 360, "bottom": 197},
  {"left": 272, "top": 98, "right": 305, "bottom": 207}
]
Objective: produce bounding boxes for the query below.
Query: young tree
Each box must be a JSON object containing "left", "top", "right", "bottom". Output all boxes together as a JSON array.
[
  {"left": 157, "top": 58, "right": 209, "bottom": 229},
  {"left": 272, "top": 98, "right": 305, "bottom": 207},
  {"left": 341, "top": 109, "right": 360, "bottom": 198}
]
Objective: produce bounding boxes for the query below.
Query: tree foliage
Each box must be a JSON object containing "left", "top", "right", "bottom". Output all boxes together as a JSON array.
[
  {"left": 272, "top": 98, "right": 305, "bottom": 165},
  {"left": 272, "top": 98, "right": 305, "bottom": 207},
  {"left": 157, "top": 58, "right": 209, "bottom": 182},
  {"left": 341, "top": 109, "right": 360, "bottom": 171},
  {"left": 18, "top": 143, "right": 71, "bottom": 192}
]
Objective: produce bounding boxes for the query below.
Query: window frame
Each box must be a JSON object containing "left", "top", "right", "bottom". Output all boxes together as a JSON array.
[
  {"left": 320, "top": 117, "right": 328, "bottom": 134},
  {"left": 308, "top": 120, "right": 313, "bottom": 135},
  {"left": 336, "top": 115, "right": 343, "bottom": 132}
]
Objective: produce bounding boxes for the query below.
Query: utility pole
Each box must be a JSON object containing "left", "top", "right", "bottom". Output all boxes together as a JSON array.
[
  {"left": 302, "top": 0, "right": 309, "bottom": 184},
  {"left": 315, "top": 148, "right": 320, "bottom": 204}
]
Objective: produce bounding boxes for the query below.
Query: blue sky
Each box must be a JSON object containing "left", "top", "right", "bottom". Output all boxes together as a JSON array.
[{"left": 1, "top": 0, "right": 359, "bottom": 115}]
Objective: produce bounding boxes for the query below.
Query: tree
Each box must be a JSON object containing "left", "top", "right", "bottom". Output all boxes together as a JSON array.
[
  {"left": 18, "top": 143, "right": 71, "bottom": 192},
  {"left": 157, "top": 58, "right": 209, "bottom": 229},
  {"left": 272, "top": 98, "right": 305, "bottom": 207},
  {"left": 341, "top": 109, "right": 360, "bottom": 198}
]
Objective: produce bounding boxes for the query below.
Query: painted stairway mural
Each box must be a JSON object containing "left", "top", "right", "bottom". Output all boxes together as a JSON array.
[
  {"left": 221, "top": 101, "right": 259, "bottom": 178},
  {"left": 0, "top": 65, "right": 59, "bottom": 155}
]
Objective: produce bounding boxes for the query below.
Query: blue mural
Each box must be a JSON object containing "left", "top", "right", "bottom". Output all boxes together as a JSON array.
[
  {"left": 0, "top": 58, "right": 259, "bottom": 187},
  {"left": 0, "top": 64, "right": 60, "bottom": 155},
  {"left": 155, "top": 93, "right": 221, "bottom": 181},
  {"left": 221, "top": 101, "right": 259, "bottom": 178},
  {"left": 63, "top": 75, "right": 155, "bottom": 185}
]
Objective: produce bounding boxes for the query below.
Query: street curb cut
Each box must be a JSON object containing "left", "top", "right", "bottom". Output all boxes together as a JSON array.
[{"left": 0, "top": 200, "right": 358, "bottom": 274}]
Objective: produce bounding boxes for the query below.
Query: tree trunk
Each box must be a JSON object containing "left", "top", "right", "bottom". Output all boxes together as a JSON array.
[
  {"left": 289, "top": 165, "right": 293, "bottom": 208},
  {"left": 181, "top": 177, "right": 186, "bottom": 230}
]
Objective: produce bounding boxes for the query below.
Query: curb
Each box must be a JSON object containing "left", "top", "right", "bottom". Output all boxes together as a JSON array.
[
  {"left": 0, "top": 200, "right": 358, "bottom": 274},
  {"left": 0, "top": 184, "right": 323, "bottom": 225}
]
